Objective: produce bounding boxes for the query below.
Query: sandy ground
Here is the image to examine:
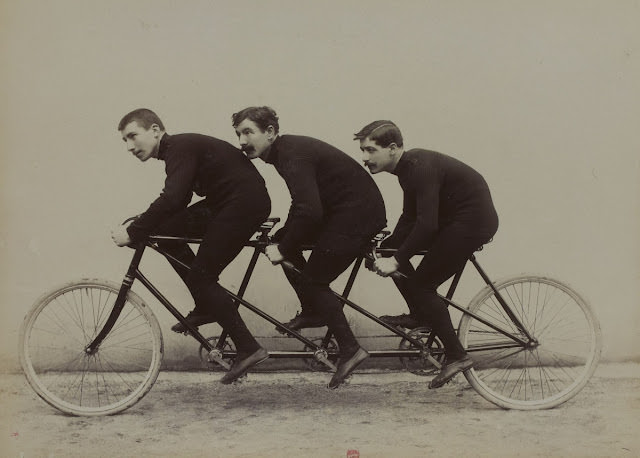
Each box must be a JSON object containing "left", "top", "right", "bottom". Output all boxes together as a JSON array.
[{"left": 1, "top": 363, "right": 639, "bottom": 458}]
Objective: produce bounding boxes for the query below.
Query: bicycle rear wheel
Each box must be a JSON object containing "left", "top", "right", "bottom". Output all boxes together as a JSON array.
[
  {"left": 458, "top": 275, "right": 601, "bottom": 410},
  {"left": 19, "top": 279, "right": 163, "bottom": 416}
]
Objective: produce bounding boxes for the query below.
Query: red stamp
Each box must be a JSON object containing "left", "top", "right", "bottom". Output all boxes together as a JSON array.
[{"left": 347, "top": 450, "right": 360, "bottom": 458}]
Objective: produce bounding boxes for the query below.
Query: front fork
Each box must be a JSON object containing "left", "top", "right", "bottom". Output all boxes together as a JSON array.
[{"left": 85, "top": 243, "right": 147, "bottom": 355}]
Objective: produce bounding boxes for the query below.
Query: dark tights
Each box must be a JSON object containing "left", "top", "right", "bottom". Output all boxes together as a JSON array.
[
  {"left": 393, "top": 229, "right": 492, "bottom": 360},
  {"left": 154, "top": 199, "right": 269, "bottom": 357},
  {"left": 281, "top": 232, "right": 373, "bottom": 359}
]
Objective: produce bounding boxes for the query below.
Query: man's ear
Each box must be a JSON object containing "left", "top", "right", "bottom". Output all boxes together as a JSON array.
[
  {"left": 266, "top": 125, "right": 276, "bottom": 139},
  {"left": 388, "top": 142, "right": 399, "bottom": 153},
  {"left": 151, "top": 123, "right": 161, "bottom": 134}
]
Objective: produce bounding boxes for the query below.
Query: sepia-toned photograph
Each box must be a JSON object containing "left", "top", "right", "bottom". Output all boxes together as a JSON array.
[{"left": 1, "top": 1, "right": 638, "bottom": 456}]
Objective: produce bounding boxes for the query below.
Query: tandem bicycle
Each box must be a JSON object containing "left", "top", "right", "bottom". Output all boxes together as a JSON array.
[{"left": 18, "top": 218, "right": 602, "bottom": 415}]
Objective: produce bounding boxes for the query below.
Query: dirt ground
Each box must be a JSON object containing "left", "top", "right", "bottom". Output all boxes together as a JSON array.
[{"left": 1, "top": 363, "right": 639, "bottom": 458}]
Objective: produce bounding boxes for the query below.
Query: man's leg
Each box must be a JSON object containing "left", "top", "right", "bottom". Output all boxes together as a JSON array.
[
  {"left": 379, "top": 261, "right": 428, "bottom": 329},
  {"left": 189, "top": 214, "right": 273, "bottom": 384},
  {"left": 154, "top": 201, "right": 264, "bottom": 351},
  {"left": 297, "top": 232, "right": 372, "bottom": 388},
  {"left": 403, "top": 230, "right": 487, "bottom": 388},
  {"left": 152, "top": 200, "right": 211, "bottom": 301},
  {"left": 271, "top": 228, "right": 326, "bottom": 332},
  {"left": 151, "top": 193, "right": 271, "bottom": 383}
]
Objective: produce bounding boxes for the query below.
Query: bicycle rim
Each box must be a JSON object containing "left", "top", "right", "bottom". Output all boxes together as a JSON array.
[
  {"left": 458, "top": 276, "right": 601, "bottom": 410},
  {"left": 19, "top": 279, "right": 163, "bottom": 416}
]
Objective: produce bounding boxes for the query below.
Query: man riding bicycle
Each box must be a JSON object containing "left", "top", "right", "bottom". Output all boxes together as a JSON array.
[
  {"left": 111, "top": 108, "right": 271, "bottom": 384},
  {"left": 354, "top": 120, "right": 499, "bottom": 388},
  {"left": 232, "top": 106, "right": 387, "bottom": 388}
]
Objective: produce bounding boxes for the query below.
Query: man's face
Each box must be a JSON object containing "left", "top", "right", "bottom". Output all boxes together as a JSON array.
[
  {"left": 120, "top": 121, "right": 161, "bottom": 162},
  {"left": 360, "top": 137, "right": 395, "bottom": 174},
  {"left": 234, "top": 118, "right": 273, "bottom": 160}
]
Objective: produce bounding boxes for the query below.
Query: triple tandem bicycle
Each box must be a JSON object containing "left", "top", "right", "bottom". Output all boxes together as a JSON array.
[{"left": 19, "top": 218, "right": 602, "bottom": 416}]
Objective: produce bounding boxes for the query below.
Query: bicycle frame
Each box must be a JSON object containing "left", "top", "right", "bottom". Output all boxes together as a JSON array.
[
  {"left": 282, "top": 249, "right": 535, "bottom": 366},
  {"left": 86, "top": 218, "right": 536, "bottom": 373}
]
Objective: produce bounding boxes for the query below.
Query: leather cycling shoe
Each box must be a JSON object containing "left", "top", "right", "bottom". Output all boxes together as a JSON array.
[
  {"left": 379, "top": 314, "right": 424, "bottom": 329},
  {"left": 276, "top": 312, "right": 326, "bottom": 334},
  {"left": 171, "top": 310, "right": 217, "bottom": 333},
  {"left": 219, "top": 347, "right": 269, "bottom": 384},
  {"left": 328, "top": 347, "right": 369, "bottom": 389},
  {"left": 429, "top": 355, "right": 474, "bottom": 389}
]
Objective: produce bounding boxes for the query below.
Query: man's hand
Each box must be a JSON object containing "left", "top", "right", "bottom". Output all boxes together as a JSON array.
[
  {"left": 265, "top": 244, "right": 285, "bottom": 265},
  {"left": 111, "top": 224, "right": 132, "bottom": 247},
  {"left": 373, "top": 257, "right": 400, "bottom": 277}
]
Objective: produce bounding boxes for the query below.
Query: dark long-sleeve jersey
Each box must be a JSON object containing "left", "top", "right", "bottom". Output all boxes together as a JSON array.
[
  {"left": 386, "top": 149, "right": 499, "bottom": 264},
  {"left": 127, "top": 133, "right": 270, "bottom": 242},
  {"left": 261, "top": 134, "right": 386, "bottom": 257}
]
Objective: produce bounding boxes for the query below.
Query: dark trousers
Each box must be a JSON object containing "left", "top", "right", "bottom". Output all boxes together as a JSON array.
[
  {"left": 153, "top": 198, "right": 270, "bottom": 357},
  {"left": 281, "top": 231, "right": 373, "bottom": 359},
  {"left": 393, "top": 229, "right": 493, "bottom": 361}
]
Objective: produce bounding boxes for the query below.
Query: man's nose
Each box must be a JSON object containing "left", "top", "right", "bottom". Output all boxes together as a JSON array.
[{"left": 126, "top": 140, "right": 135, "bottom": 152}]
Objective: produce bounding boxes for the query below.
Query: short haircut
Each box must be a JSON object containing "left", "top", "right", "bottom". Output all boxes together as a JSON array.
[
  {"left": 118, "top": 108, "right": 165, "bottom": 131},
  {"left": 353, "top": 120, "right": 403, "bottom": 148},
  {"left": 232, "top": 106, "right": 280, "bottom": 134}
]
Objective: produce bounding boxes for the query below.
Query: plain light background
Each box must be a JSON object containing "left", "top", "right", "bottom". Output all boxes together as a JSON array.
[{"left": 1, "top": 0, "right": 638, "bottom": 370}]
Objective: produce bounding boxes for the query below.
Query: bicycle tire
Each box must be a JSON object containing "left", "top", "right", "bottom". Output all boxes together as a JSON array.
[
  {"left": 19, "top": 279, "right": 164, "bottom": 416},
  {"left": 458, "top": 275, "right": 601, "bottom": 410}
]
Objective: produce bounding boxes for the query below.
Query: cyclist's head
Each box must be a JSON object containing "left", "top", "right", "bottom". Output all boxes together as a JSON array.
[
  {"left": 353, "top": 120, "right": 403, "bottom": 148},
  {"left": 232, "top": 106, "right": 279, "bottom": 160},
  {"left": 231, "top": 106, "right": 279, "bottom": 135},
  {"left": 354, "top": 120, "right": 404, "bottom": 175},
  {"left": 118, "top": 108, "right": 165, "bottom": 132},
  {"left": 118, "top": 108, "right": 165, "bottom": 162}
]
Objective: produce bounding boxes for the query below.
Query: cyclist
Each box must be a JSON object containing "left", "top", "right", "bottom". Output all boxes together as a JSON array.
[
  {"left": 111, "top": 108, "right": 271, "bottom": 384},
  {"left": 354, "top": 120, "right": 499, "bottom": 388},
  {"left": 232, "top": 106, "right": 386, "bottom": 388}
]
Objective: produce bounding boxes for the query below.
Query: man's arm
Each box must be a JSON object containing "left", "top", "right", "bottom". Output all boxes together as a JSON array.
[
  {"left": 126, "top": 147, "right": 197, "bottom": 242},
  {"left": 274, "top": 154, "right": 323, "bottom": 259},
  {"left": 392, "top": 168, "right": 440, "bottom": 264},
  {"left": 380, "top": 192, "right": 415, "bottom": 251}
]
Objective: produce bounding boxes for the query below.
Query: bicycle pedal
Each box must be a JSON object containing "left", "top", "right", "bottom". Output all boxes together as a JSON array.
[{"left": 208, "top": 349, "right": 232, "bottom": 370}]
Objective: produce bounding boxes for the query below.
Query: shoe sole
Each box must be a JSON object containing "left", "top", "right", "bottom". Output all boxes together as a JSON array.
[
  {"left": 327, "top": 350, "right": 369, "bottom": 389},
  {"left": 220, "top": 353, "right": 270, "bottom": 385},
  {"left": 171, "top": 317, "right": 217, "bottom": 333},
  {"left": 428, "top": 361, "right": 474, "bottom": 389},
  {"left": 275, "top": 324, "right": 326, "bottom": 335}
]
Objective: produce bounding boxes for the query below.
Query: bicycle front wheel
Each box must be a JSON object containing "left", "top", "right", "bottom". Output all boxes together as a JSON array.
[
  {"left": 19, "top": 279, "right": 164, "bottom": 416},
  {"left": 458, "top": 276, "right": 601, "bottom": 410}
]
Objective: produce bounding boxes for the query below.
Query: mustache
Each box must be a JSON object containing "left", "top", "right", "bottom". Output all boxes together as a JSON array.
[{"left": 241, "top": 145, "right": 254, "bottom": 153}]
